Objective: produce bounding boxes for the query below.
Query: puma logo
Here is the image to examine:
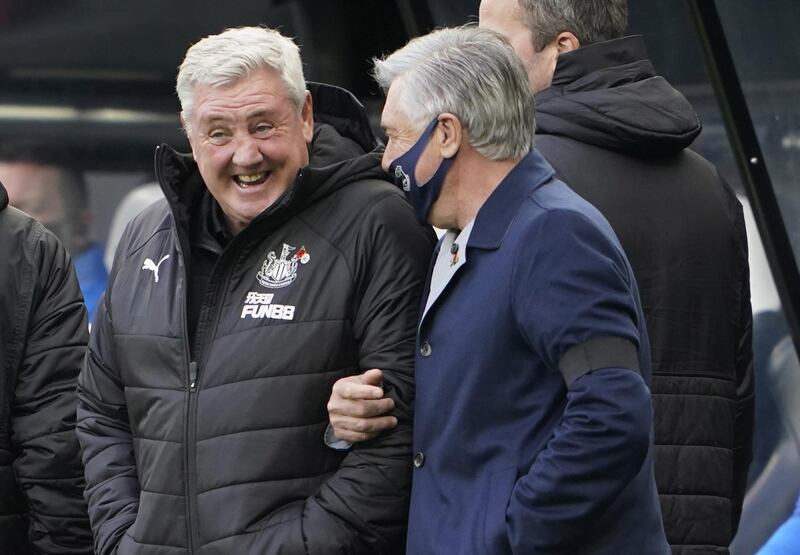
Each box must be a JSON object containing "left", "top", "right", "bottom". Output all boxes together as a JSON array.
[{"left": 142, "top": 255, "right": 170, "bottom": 283}]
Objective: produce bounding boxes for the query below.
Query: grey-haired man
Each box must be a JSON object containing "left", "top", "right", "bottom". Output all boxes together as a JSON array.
[
  {"left": 77, "top": 26, "right": 433, "bottom": 554},
  {"left": 333, "top": 25, "right": 668, "bottom": 554}
]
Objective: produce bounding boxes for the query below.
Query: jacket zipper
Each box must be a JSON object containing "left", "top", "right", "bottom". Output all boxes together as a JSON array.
[
  {"left": 189, "top": 361, "right": 198, "bottom": 390},
  {"left": 156, "top": 145, "right": 200, "bottom": 553},
  {"left": 184, "top": 257, "right": 233, "bottom": 553},
  {"left": 180, "top": 241, "right": 200, "bottom": 554},
  {"left": 185, "top": 357, "right": 200, "bottom": 553},
  {"left": 155, "top": 145, "right": 302, "bottom": 551}
]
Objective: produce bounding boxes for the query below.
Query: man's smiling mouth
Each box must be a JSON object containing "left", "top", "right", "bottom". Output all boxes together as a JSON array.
[{"left": 234, "top": 172, "right": 270, "bottom": 187}]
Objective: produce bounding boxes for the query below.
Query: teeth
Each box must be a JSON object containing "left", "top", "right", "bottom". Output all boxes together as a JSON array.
[{"left": 237, "top": 172, "right": 267, "bottom": 184}]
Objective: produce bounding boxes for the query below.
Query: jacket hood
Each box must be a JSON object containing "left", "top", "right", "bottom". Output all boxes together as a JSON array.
[
  {"left": 535, "top": 36, "right": 702, "bottom": 156},
  {"left": 0, "top": 182, "right": 7, "bottom": 211},
  {"left": 155, "top": 82, "right": 387, "bottom": 227},
  {"left": 299, "top": 82, "right": 387, "bottom": 205}
]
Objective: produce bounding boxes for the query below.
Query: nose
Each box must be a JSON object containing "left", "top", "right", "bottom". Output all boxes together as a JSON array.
[
  {"left": 232, "top": 135, "right": 264, "bottom": 168},
  {"left": 381, "top": 149, "right": 392, "bottom": 173}
]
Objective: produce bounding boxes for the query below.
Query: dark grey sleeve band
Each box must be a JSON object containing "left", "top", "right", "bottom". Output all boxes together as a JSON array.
[{"left": 558, "top": 336, "right": 640, "bottom": 387}]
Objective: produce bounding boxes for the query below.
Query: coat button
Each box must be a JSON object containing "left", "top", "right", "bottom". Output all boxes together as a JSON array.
[
  {"left": 420, "top": 341, "right": 432, "bottom": 357},
  {"left": 413, "top": 452, "right": 425, "bottom": 468}
]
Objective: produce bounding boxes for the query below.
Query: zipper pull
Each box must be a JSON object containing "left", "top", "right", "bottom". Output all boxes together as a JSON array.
[{"left": 189, "top": 361, "right": 198, "bottom": 390}]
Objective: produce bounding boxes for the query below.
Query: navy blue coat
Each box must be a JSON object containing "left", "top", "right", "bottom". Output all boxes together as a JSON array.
[{"left": 406, "top": 151, "right": 669, "bottom": 554}]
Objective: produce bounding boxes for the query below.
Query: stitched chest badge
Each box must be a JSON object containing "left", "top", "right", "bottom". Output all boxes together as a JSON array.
[{"left": 256, "top": 243, "right": 310, "bottom": 289}]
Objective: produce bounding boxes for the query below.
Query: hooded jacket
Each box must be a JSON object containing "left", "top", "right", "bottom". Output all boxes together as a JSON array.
[
  {"left": 0, "top": 183, "right": 93, "bottom": 554},
  {"left": 76, "top": 83, "right": 434, "bottom": 554},
  {"left": 535, "top": 36, "right": 753, "bottom": 555}
]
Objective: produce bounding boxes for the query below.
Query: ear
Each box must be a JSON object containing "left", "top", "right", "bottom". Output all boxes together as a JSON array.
[
  {"left": 555, "top": 31, "right": 580, "bottom": 54},
  {"left": 181, "top": 113, "right": 197, "bottom": 160},
  {"left": 301, "top": 91, "right": 314, "bottom": 143},
  {"left": 436, "top": 113, "right": 462, "bottom": 159}
]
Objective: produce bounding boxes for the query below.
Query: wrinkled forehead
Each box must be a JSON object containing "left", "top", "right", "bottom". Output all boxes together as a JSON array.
[
  {"left": 381, "top": 78, "right": 417, "bottom": 130},
  {"left": 380, "top": 80, "right": 403, "bottom": 125},
  {"left": 189, "top": 68, "right": 295, "bottom": 121}
]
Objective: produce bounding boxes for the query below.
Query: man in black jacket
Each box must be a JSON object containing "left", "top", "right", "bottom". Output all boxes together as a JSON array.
[
  {"left": 76, "top": 26, "right": 433, "bottom": 554},
  {"left": 478, "top": 1, "right": 754, "bottom": 553},
  {"left": 0, "top": 182, "right": 93, "bottom": 554}
]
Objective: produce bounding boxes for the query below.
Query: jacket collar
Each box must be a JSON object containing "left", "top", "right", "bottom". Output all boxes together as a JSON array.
[
  {"left": 547, "top": 35, "right": 651, "bottom": 90},
  {"left": 468, "top": 149, "right": 555, "bottom": 250},
  {"left": 0, "top": 181, "right": 7, "bottom": 211},
  {"left": 307, "top": 82, "right": 379, "bottom": 152}
]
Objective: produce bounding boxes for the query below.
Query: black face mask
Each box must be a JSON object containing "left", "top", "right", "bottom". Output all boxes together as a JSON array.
[{"left": 388, "top": 117, "right": 456, "bottom": 226}]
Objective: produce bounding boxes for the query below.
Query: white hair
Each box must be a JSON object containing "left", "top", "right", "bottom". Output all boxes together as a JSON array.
[
  {"left": 176, "top": 26, "right": 306, "bottom": 131},
  {"left": 373, "top": 25, "right": 534, "bottom": 161}
]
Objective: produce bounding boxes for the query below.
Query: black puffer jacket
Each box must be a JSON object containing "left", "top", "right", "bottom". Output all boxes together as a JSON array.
[
  {"left": 76, "top": 84, "right": 434, "bottom": 554},
  {"left": 0, "top": 183, "right": 93, "bottom": 554},
  {"left": 535, "top": 36, "right": 754, "bottom": 555}
]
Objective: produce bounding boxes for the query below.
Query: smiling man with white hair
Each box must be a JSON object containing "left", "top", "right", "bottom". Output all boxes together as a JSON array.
[
  {"left": 76, "top": 26, "right": 433, "bottom": 554},
  {"left": 327, "top": 26, "right": 669, "bottom": 554}
]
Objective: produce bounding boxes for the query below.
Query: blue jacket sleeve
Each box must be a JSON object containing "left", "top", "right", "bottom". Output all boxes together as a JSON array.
[
  {"left": 508, "top": 209, "right": 653, "bottom": 551},
  {"left": 507, "top": 368, "right": 652, "bottom": 551}
]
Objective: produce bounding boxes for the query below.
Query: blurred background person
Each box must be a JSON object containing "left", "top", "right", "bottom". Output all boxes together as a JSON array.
[{"left": 0, "top": 141, "right": 108, "bottom": 323}]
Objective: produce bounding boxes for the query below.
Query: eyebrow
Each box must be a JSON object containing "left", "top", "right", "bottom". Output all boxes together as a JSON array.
[
  {"left": 199, "top": 113, "right": 233, "bottom": 125},
  {"left": 245, "top": 109, "right": 277, "bottom": 121},
  {"left": 199, "top": 109, "right": 279, "bottom": 127}
]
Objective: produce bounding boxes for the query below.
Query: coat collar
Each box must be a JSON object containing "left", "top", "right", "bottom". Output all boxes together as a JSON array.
[
  {"left": 547, "top": 35, "right": 651, "bottom": 90},
  {"left": 468, "top": 149, "right": 555, "bottom": 250}
]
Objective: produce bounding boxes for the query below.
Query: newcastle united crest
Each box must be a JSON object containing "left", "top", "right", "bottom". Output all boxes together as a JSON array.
[{"left": 257, "top": 243, "right": 310, "bottom": 289}]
